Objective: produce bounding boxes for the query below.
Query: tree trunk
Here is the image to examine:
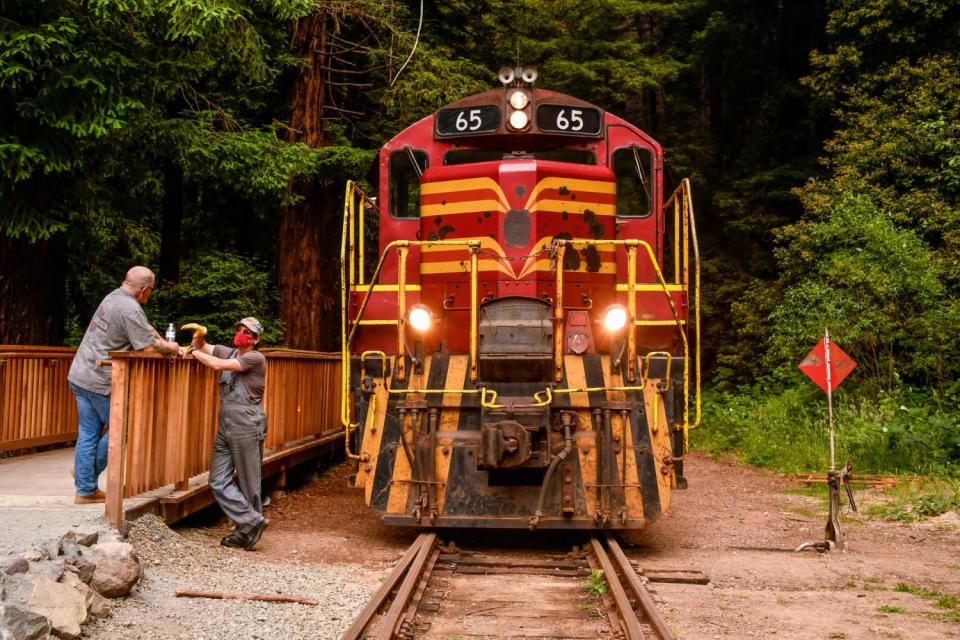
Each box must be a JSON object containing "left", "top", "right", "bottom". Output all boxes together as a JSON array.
[
  {"left": 160, "top": 160, "right": 183, "bottom": 285},
  {"left": 278, "top": 12, "right": 336, "bottom": 351},
  {"left": 0, "top": 234, "right": 67, "bottom": 345}
]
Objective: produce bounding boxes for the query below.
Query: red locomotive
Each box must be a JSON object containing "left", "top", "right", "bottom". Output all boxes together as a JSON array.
[{"left": 341, "top": 67, "right": 700, "bottom": 530}]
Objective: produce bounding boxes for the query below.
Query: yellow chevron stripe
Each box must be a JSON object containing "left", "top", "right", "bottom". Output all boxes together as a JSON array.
[
  {"left": 421, "top": 199, "right": 506, "bottom": 217},
  {"left": 420, "top": 236, "right": 508, "bottom": 256},
  {"left": 422, "top": 178, "right": 510, "bottom": 209},
  {"left": 523, "top": 177, "right": 616, "bottom": 210},
  {"left": 517, "top": 258, "right": 616, "bottom": 279},
  {"left": 421, "top": 259, "right": 516, "bottom": 278},
  {"left": 528, "top": 200, "right": 617, "bottom": 216}
]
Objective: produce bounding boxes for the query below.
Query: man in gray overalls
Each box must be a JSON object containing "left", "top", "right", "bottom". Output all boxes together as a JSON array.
[{"left": 190, "top": 317, "right": 269, "bottom": 550}]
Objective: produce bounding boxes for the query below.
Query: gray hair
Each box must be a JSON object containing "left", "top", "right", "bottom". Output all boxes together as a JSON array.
[{"left": 123, "top": 266, "right": 156, "bottom": 290}]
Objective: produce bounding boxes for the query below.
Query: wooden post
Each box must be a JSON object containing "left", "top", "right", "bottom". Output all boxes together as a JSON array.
[{"left": 105, "top": 357, "right": 129, "bottom": 530}]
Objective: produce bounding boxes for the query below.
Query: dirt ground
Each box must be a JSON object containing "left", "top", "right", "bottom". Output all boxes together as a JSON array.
[{"left": 184, "top": 452, "right": 960, "bottom": 639}]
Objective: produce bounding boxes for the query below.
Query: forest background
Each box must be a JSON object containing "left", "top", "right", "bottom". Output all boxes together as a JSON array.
[{"left": 2, "top": 1, "right": 958, "bottom": 494}]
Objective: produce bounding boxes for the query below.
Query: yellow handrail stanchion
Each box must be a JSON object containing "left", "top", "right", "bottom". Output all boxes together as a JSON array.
[
  {"left": 626, "top": 244, "right": 638, "bottom": 382},
  {"left": 397, "top": 246, "right": 409, "bottom": 383},
  {"left": 469, "top": 246, "right": 479, "bottom": 384},
  {"left": 553, "top": 244, "right": 566, "bottom": 382}
]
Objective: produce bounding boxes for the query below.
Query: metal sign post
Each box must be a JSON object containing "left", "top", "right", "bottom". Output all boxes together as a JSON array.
[
  {"left": 796, "top": 329, "right": 858, "bottom": 552},
  {"left": 825, "top": 328, "right": 834, "bottom": 472}
]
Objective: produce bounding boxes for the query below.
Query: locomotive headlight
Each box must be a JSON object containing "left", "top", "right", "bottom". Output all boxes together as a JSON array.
[
  {"left": 407, "top": 305, "right": 432, "bottom": 333},
  {"left": 508, "top": 110, "right": 529, "bottom": 130},
  {"left": 603, "top": 305, "right": 629, "bottom": 332},
  {"left": 509, "top": 90, "right": 529, "bottom": 110}
]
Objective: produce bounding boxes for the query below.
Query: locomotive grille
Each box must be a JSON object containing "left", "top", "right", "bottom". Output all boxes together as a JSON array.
[{"left": 478, "top": 297, "right": 554, "bottom": 381}]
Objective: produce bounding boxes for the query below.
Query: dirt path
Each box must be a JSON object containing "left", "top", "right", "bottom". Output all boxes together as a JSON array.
[{"left": 179, "top": 452, "right": 959, "bottom": 639}]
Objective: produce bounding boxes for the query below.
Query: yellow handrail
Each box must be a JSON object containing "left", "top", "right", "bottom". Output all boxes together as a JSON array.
[
  {"left": 341, "top": 181, "right": 481, "bottom": 454},
  {"left": 663, "top": 178, "right": 701, "bottom": 453}
]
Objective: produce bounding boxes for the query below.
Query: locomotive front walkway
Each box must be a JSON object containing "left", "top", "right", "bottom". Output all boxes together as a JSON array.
[{"left": 0, "top": 446, "right": 110, "bottom": 553}]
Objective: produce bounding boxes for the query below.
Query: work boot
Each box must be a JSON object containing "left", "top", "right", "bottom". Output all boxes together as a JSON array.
[
  {"left": 220, "top": 531, "right": 248, "bottom": 548},
  {"left": 243, "top": 518, "right": 269, "bottom": 551},
  {"left": 74, "top": 490, "right": 106, "bottom": 504}
]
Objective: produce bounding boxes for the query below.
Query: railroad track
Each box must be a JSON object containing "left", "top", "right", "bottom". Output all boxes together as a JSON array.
[{"left": 341, "top": 533, "right": 684, "bottom": 640}]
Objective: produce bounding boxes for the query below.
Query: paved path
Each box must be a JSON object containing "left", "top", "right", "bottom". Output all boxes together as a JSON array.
[{"left": 0, "top": 447, "right": 109, "bottom": 554}]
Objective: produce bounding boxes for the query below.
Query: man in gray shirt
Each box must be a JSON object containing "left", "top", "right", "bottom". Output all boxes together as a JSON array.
[{"left": 67, "top": 266, "right": 181, "bottom": 503}]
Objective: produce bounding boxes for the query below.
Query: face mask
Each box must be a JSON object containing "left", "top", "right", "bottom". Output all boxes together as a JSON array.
[{"left": 233, "top": 331, "right": 253, "bottom": 348}]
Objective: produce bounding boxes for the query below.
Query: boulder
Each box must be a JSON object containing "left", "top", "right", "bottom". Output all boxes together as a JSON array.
[
  {"left": 0, "top": 559, "right": 27, "bottom": 577},
  {"left": 60, "top": 573, "right": 110, "bottom": 619},
  {"left": 28, "top": 576, "right": 85, "bottom": 640},
  {"left": 0, "top": 603, "right": 51, "bottom": 640},
  {"left": 87, "top": 542, "right": 140, "bottom": 598}
]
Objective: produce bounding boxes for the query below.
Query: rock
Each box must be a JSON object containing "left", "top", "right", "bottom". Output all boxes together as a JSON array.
[
  {"left": 1, "top": 574, "right": 31, "bottom": 607},
  {"left": 0, "top": 603, "right": 51, "bottom": 640},
  {"left": 61, "top": 532, "right": 98, "bottom": 548},
  {"left": 0, "top": 559, "right": 27, "bottom": 578},
  {"left": 28, "top": 576, "right": 85, "bottom": 640},
  {"left": 61, "top": 558, "right": 95, "bottom": 585},
  {"left": 34, "top": 562, "right": 63, "bottom": 583},
  {"left": 43, "top": 543, "right": 58, "bottom": 561},
  {"left": 57, "top": 541, "right": 82, "bottom": 563},
  {"left": 60, "top": 573, "right": 110, "bottom": 619},
  {"left": 87, "top": 542, "right": 140, "bottom": 598},
  {"left": 18, "top": 551, "right": 42, "bottom": 564}
]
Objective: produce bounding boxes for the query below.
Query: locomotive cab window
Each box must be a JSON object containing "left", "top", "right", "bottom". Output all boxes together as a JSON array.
[
  {"left": 389, "top": 148, "right": 428, "bottom": 218},
  {"left": 612, "top": 146, "right": 653, "bottom": 217}
]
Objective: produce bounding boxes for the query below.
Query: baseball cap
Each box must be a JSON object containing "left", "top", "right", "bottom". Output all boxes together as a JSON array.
[{"left": 234, "top": 317, "right": 265, "bottom": 336}]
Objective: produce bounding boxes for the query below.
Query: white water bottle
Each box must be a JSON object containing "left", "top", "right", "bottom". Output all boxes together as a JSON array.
[{"left": 165, "top": 323, "right": 175, "bottom": 342}]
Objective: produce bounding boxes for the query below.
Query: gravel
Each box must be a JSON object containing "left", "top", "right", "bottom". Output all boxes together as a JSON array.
[{"left": 84, "top": 514, "right": 381, "bottom": 640}]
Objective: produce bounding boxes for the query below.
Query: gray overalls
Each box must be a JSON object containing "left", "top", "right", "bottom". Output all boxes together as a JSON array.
[{"left": 208, "top": 350, "right": 266, "bottom": 535}]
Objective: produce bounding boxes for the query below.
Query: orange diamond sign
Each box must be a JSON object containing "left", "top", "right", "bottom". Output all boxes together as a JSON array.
[{"left": 799, "top": 338, "right": 857, "bottom": 393}]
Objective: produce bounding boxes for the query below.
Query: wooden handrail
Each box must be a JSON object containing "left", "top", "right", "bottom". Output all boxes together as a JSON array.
[
  {"left": 105, "top": 350, "right": 342, "bottom": 527},
  {"left": 0, "top": 346, "right": 78, "bottom": 452}
]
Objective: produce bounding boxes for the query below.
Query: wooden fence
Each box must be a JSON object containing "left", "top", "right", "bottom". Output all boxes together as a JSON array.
[
  {"left": 0, "top": 346, "right": 79, "bottom": 453},
  {"left": 105, "top": 350, "right": 343, "bottom": 528}
]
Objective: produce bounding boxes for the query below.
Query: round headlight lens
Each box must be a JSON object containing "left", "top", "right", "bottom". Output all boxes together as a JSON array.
[
  {"left": 603, "top": 306, "right": 628, "bottom": 332},
  {"left": 408, "top": 305, "right": 432, "bottom": 333},
  {"left": 509, "top": 90, "right": 529, "bottom": 109},
  {"left": 508, "top": 110, "right": 529, "bottom": 130}
]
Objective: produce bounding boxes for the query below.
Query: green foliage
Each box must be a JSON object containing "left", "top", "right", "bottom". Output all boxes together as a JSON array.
[
  {"left": 863, "top": 478, "right": 960, "bottom": 523},
  {"left": 148, "top": 251, "right": 282, "bottom": 346},
  {"left": 876, "top": 605, "right": 905, "bottom": 614},
  {"left": 895, "top": 583, "right": 960, "bottom": 616},
  {"left": 580, "top": 569, "right": 608, "bottom": 597},
  {"left": 763, "top": 191, "right": 954, "bottom": 384},
  {"left": 696, "top": 387, "right": 960, "bottom": 475}
]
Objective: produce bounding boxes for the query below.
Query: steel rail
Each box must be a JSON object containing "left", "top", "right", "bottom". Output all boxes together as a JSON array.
[
  {"left": 339, "top": 532, "right": 437, "bottom": 640},
  {"left": 605, "top": 535, "right": 675, "bottom": 639},
  {"left": 375, "top": 533, "right": 438, "bottom": 640},
  {"left": 589, "top": 537, "right": 646, "bottom": 639}
]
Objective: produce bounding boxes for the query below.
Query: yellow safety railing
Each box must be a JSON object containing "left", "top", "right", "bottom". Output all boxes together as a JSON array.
[
  {"left": 341, "top": 182, "right": 482, "bottom": 458},
  {"left": 663, "top": 178, "right": 701, "bottom": 451}
]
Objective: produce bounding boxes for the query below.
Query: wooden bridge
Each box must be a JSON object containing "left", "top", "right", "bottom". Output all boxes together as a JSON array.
[{"left": 0, "top": 345, "right": 343, "bottom": 531}]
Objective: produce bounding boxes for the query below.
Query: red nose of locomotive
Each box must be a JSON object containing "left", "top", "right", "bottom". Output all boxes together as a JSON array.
[{"left": 416, "top": 159, "right": 618, "bottom": 374}]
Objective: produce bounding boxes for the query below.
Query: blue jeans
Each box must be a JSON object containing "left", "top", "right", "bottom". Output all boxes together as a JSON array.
[{"left": 70, "top": 381, "right": 110, "bottom": 496}]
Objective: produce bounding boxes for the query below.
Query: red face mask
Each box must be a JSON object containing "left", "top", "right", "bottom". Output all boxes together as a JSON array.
[{"left": 233, "top": 331, "right": 253, "bottom": 348}]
